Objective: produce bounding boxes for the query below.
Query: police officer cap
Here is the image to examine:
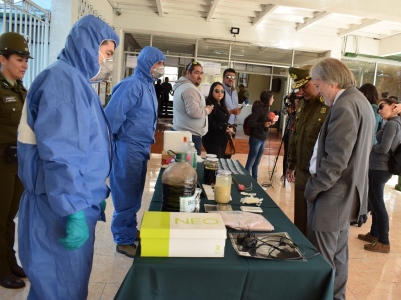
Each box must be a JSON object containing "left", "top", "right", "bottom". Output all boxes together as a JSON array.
[
  {"left": 0, "top": 32, "right": 33, "bottom": 59},
  {"left": 289, "top": 66, "right": 312, "bottom": 89}
]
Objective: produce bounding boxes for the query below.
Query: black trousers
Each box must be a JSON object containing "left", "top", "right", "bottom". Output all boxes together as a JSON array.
[
  {"left": 294, "top": 168, "right": 310, "bottom": 236},
  {"left": 161, "top": 94, "right": 170, "bottom": 112},
  {"left": 0, "top": 158, "right": 24, "bottom": 275}
]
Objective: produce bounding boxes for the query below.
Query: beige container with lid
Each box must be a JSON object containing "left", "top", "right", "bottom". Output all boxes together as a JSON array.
[{"left": 214, "top": 170, "right": 232, "bottom": 204}]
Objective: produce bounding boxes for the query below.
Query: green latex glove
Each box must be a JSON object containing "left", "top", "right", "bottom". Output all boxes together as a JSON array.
[
  {"left": 100, "top": 200, "right": 107, "bottom": 212},
  {"left": 59, "top": 211, "right": 89, "bottom": 250}
]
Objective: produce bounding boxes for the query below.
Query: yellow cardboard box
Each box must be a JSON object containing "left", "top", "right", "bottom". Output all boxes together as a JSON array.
[{"left": 140, "top": 212, "right": 226, "bottom": 257}]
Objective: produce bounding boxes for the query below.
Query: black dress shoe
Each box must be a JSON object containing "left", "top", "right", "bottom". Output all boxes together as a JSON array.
[
  {"left": 0, "top": 273, "right": 26, "bottom": 289},
  {"left": 10, "top": 265, "right": 27, "bottom": 278}
]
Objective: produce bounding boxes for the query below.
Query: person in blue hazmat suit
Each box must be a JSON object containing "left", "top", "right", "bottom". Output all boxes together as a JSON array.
[
  {"left": 105, "top": 46, "right": 165, "bottom": 258},
  {"left": 16, "top": 15, "right": 119, "bottom": 300}
]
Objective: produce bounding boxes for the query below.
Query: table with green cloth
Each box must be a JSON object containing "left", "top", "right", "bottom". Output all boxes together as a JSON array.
[{"left": 115, "top": 161, "right": 334, "bottom": 300}]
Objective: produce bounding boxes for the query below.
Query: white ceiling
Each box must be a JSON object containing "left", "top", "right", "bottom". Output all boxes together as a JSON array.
[
  {"left": 108, "top": 0, "right": 401, "bottom": 39},
  {"left": 107, "top": 0, "right": 401, "bottom": 64}
]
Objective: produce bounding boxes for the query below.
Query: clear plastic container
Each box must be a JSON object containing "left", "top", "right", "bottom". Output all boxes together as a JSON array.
[
  {"left": 214, "top": 170, "right": 232, "bottom": 204},
  {"left": 162, "top": 152, "right": 198, "bottom": 212}
]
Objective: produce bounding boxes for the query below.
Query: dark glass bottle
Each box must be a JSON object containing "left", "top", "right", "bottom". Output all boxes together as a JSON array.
[
  {"left": 161, "top": 152, "right": 198, "bottom": 211},
  {"left": 203, "top": 157, "right": 218, "bottom": 185}
]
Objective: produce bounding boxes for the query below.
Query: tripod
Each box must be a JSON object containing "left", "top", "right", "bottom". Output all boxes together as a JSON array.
[{"left": 262, "top": 109, "right": 293, "bottom": 188}]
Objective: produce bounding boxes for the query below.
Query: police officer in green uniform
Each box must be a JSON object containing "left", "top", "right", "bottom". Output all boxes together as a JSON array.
[
  {"left": 285, "top": 66, "right": 330, "bottom": 236},
  {"left": 0, "top": 32, "right": 32, "bottom": 289},
  {"left": 238, "top": 84, "right": 249, "bottom": 104}
]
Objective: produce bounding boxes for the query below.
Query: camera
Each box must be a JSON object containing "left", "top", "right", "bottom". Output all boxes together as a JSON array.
[{"left": 284, "top": 91, "right": 301, "bottom": 109}]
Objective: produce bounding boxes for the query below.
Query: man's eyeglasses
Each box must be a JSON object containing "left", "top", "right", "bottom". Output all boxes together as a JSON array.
[
  {"left": 186, "top": 61, "right": 202, "bottom": 70},
  {"left": 214, "top": 89, "right": 225, "bottom": 94},
  {"left": 225, "top": 75, "right": 236, "bottom": 79}
]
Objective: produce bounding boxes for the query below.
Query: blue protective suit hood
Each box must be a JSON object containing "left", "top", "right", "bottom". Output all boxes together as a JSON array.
[
  {"left": 57, "top": 15, "right": 120, "bottom": 80},
  {"left": 104, "top": 46, "right": 165, "bottom": 246},
  {"left": 17, "top": 14, "right": 120, "bottom": 300},
  {"left": 136, "top": 46, "right": 166, "bottom": 82}
]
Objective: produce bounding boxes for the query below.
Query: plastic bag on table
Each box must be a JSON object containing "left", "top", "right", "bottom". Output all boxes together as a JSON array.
[{"left": 217, "top": 211, "right": 274, "bottom": 231}]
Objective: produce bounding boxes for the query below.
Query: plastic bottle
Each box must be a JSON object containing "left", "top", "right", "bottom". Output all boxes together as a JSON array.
[
  {"left": 186, "top": 142, "right": 197, "bottom": 169},
  {"left": 161, "top": 152, "right": 198, "bottom": 212}
]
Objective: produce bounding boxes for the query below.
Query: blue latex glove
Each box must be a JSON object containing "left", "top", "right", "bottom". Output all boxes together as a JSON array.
[
  {"left": 59, "top": 211, "right": 89, "bottom": 250},
  {"left": 100, "top": 200, "right": 107, "bottom": 212}
]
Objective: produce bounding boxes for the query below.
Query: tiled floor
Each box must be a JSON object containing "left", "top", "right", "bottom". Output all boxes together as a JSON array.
[{"left": 2, "top": 153, "right": 401, "bottom": 299}]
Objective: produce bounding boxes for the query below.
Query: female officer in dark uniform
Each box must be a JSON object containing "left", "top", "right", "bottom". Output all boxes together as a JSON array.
[{"left": 0, "top": 32, "right": 32, "bottom": 289}]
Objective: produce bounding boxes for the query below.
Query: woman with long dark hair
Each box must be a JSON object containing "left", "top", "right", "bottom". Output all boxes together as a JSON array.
[
  {"left": 202, "top": 82, "right": 231, "bottom": 158},
  {"left": 359, "top": 83, "right": 381, "bottom": 143},
  {"left": 245, "top": 91, "right": 275, "bottom": 180},
  {"left": 358, "top": 97, "right": 401, "bottom": 253},
  {"left": 354, "top": 83, "right": 382, "bottom": 226}
]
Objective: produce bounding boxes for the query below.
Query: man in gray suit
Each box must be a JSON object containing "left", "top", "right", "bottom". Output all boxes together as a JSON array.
[{"left": 304, "top": 58, "right": 375, "bottom": 300}]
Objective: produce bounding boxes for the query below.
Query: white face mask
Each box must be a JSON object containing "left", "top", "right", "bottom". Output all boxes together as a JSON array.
[
  {"left": 91, "top": 52, "right": 113, "bottom": 82},
  {"left": 151, "top": 65, "right": 165, "bottom": 79}
]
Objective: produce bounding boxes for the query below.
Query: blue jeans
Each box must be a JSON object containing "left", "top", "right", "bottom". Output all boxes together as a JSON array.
[
  {"left": 245, "top": 136, "right": 266, "bottom": 180},
  {"left": 368, "top": 169, "right": 392, "bottom": 244},
  {"left": 191, "top": 135, "right": 202, "bottom": 156}
]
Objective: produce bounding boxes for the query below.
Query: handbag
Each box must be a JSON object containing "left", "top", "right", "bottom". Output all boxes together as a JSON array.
[
  {"left": 225, "top": 132, "right": 236, "bottom": 156},
  {"left": 243, "top": 115, "right": 251, "bottom": 136},
  {"left": 388, "top": 120, "right": 401, "bottom": 176}
]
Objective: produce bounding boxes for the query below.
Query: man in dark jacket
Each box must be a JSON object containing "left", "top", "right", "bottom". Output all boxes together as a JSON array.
[{"left": 160, "top": 77, "right": 173, "bottom": 114}]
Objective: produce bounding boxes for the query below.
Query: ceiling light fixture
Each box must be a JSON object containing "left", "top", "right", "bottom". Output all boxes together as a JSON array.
[{"left": 230, "top": 27, "right": 240, "bottom": 35}]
